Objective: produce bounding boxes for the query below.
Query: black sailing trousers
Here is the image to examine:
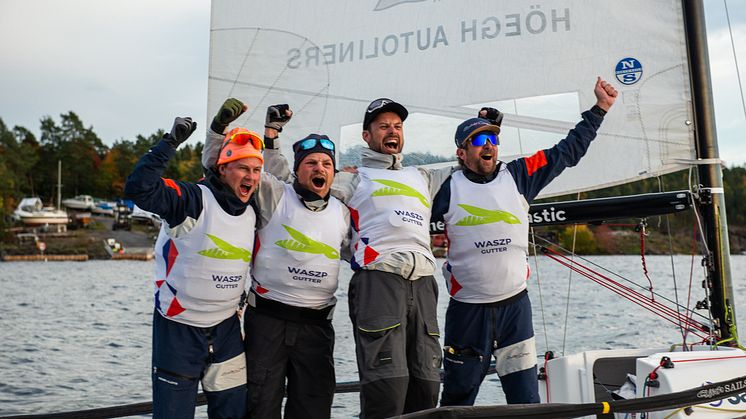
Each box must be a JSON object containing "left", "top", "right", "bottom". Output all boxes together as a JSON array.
[
  {"left": 349, "top": 270, "right": 443, "bottom": 419},
  {"left": 243, "top": 308, "right": 335, "bottom": 419}
]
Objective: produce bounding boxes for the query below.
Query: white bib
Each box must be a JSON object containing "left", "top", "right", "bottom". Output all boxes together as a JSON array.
[
  {"left": 443, "top": 169, "right": 530, "bottom": 303},
  {"left": 347, "top": 166, "right": 433, "bottom": 269},
  {"left": 153, "top": 185, "right": 255, "bottom": 327},
  {"left": 251, "top": 184, "right": 348, "bottom": 308}
]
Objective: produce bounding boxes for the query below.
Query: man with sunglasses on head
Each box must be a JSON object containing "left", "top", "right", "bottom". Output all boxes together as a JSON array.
[
  {"left": 432, "top": 77, "right": 618, "bottom": 407},
  {"left": 262, "top": 98, "right": 456, "bottom": 419},
  {"left": 125, "top": 116, "right": 265, "bottom": 419},
  {"left": 202, "top": 99, "right": 350, "bottom": 419}
]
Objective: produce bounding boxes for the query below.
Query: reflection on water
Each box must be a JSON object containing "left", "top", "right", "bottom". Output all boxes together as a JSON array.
[{"left": 1, "top": 256, "right": 744, "bottom": 417}]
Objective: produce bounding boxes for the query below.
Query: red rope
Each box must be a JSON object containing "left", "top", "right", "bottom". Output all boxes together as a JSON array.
[
  {"left": 545, "top": 250, "right": 709, "bottom": 337},
  {"left": 639, "top": 223, "right": 655, "bottom": 301},
  {"left": 682, "top": 222, "right": 699, "bottom": 346},
  {"left": 542, "top": 247, "right": 711, "bottom": 340}
]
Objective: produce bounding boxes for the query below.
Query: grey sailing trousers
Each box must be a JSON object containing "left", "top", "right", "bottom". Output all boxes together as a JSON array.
[{"left": 348, "top": 270, "right": 442, "bottom": 419}]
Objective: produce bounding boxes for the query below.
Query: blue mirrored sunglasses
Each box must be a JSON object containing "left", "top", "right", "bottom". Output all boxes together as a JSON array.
[
  {"left": 469, "top": 132, "right": 499, "bottom": 147},
  {"left": 293, "top": 138, "right": 335, "bottom": 152}
]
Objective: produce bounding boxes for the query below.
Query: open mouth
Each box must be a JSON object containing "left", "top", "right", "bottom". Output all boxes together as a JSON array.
[
  {"left": 311, "top": 176, "right": 326, "bottom": 188},
  {"left": 383, "top": 136, "right": 399, "bottom": 151},
  {"left": 239, "top": 183, "right": 252, "bottom": 196},
  {"left": 480, "top": 153, "right": 493, "bottom": 161}
]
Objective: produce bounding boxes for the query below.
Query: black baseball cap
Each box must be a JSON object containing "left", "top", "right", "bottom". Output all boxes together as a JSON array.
[{"left": 363, "top": 98, "right": 408, "bottom": 130}]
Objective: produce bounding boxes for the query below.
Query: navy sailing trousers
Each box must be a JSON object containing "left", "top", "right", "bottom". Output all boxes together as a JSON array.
[
  {"left": 151, "top": 311, "right": 247, "bottom": 419},
  {"left": 440, "top": 290, "right": 540, "bottom": 406}
]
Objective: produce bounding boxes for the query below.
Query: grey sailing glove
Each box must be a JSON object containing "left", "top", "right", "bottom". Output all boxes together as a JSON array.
[
  {"left": 265, "top": 104, "right": 292, "bottom": 132},
  {"left": 165, "top": 117, "right": 197, "bottom": 149},
  {"left": 479, "top": 107, "right": 504, "bottom": 126},
  {"left": 211, "top": 98, "right": 246, "bottom": 133}
]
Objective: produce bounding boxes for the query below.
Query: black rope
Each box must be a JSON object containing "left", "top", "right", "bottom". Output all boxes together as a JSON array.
[
  {"left": 0, "top": 365, "right": 502, "bottom": 419},
  {"left": 399, "top": 374, "right": 746, "bottom": 419}
]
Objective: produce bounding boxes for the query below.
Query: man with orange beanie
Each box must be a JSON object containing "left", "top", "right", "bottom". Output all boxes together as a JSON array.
[
  {"left": 203, "top": 98, "right": 351, "bottom": 419},
  {"left": 125, "top": 116, "right": 264, "bottom": 419}
]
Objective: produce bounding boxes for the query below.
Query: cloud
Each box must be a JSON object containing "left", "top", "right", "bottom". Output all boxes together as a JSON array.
[{"left": 0, "top": 0, "right": 210, "bottom": 144}]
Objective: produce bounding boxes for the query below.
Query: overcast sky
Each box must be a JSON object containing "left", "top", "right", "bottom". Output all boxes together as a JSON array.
[{"left": 1, "top": 0, "right": 745, "bottom": 166}]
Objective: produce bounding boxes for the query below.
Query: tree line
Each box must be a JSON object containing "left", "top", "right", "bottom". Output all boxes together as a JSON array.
[
  {"left": 2, "top": 112, "right": 745, "bottom": 248},
  {"left": 0, "top": 112, "right": 204, "bottom": 220}
]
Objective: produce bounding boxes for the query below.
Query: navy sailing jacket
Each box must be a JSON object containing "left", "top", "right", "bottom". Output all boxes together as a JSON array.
[
  {"left": 431, "top": 108, "right": 604, "bottom": 223},
  {"left": 124, "top": 139, "right": 250, "bottom": 227}
]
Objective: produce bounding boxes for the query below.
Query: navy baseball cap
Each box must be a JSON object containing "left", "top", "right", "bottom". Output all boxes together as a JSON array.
[
  {"left": 363, "top": 98, "right": 408, "bottom": 130},
  {"left": 454, "top": 117, "right": 501, "bottom": 148}
]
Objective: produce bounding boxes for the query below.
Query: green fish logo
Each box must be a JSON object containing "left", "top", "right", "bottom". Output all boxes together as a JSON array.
[
  {"left": 371, "top": 179, "right": 430, "bottom": 208},
  {"left": 455, "top": 204, "right": 522, "bottom": 226},
  {"left": 198, "top": 234, "right": 252, "bottom": 262},
  {"left": 275, "top": 225, "right": 340, "bottom": 260}
]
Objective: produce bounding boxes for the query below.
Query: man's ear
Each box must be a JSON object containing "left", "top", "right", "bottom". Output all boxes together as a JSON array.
[
  {"left": 218, "top": 164, "right": 226, "bottom": 176},
  {"left": 456, "top": 147, "right": 466, "bottom": 160},
  {"left": 362, "top": 130, "right": 371, "bottom": 145}
]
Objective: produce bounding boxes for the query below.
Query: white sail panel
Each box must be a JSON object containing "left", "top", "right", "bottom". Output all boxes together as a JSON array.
[{"left": 208, "top": 0, "right": 695, "bottom": 198}]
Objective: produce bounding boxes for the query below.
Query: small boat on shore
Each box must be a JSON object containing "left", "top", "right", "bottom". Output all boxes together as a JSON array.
[
  {"left": 12, "top": 197, "right": 68, "bottom": 226},
  {"left": 62, "top": 194, "right": 95, "bottom": 210}
]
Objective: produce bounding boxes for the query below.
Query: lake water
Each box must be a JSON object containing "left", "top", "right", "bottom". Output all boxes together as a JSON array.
[{"left": 1, "top": 255, "right": 744, "bottom": 418}]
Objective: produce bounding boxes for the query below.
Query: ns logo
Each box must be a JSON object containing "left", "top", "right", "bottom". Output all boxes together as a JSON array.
[{"left": 615, "top": 57, "right": 643, "bottom": 85}]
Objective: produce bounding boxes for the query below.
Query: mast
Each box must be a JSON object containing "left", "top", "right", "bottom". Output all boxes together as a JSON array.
[
  {"left": 57, "top": 160, "right": 62, "bottom": 210},
  {"left": 682, "top": 0, "right": 738, "bottom": 345}
]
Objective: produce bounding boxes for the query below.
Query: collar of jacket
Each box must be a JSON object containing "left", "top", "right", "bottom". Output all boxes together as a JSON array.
[
  {"left": 293, "top": 179, "right": 329, "bottom": 212},
  {"left": 361, "top": 147, "right": 403, "bottom": 170},
  {"left": 462, "top": 162, "right": 502, "bottom": 184}
]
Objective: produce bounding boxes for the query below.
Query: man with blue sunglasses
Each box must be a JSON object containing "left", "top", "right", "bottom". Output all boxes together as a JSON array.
[
  {"left": 432, "top": 77, "right": 618, "bottom": 407},
  {"left": 201, "top": 100, "right": 350, "bottom": 419}
]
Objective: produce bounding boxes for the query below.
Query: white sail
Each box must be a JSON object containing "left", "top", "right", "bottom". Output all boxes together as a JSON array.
[{"left": 208, "top": 0, "right": 695, "bottom": 198}]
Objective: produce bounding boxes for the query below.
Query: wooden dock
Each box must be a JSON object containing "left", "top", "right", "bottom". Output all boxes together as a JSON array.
[{"left": 2, "top": 254, "right": 88, "bottom": 262}]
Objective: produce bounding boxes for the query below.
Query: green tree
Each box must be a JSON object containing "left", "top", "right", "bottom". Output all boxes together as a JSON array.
[{"left": 38, "top": 112, "right": 107, "bottom": 200}]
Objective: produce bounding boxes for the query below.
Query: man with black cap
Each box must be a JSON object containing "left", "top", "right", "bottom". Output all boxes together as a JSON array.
[
  {"left": 263, "top": 98, "right": 454, "bottom": 418},
  {"left": 202, "top": 99, "right": 350, "bottom": 419},
  {"left": 432, "top": 77, "right": 618, "bottom": 406}
]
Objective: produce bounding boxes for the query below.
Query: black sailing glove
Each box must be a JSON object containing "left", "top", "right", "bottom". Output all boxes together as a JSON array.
[
  {"left": 165, "top": 117, "right": 197, "bottom": 149},
  {"left": 265, "top": 104, "right": 292, "bottom": 132},
  {"left": 479, "top": 107, "right": 504, "bottom": 126}
]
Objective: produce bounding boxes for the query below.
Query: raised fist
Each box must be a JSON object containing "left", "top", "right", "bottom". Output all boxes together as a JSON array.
[{"left": 265, "top": 104, "right": 293, "bottom": 132}]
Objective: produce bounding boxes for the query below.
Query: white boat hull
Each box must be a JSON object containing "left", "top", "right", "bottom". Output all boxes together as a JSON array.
[
  {"left": 19, "top": 213, "right": 69, "bottom": 225},
  {"left": 540, "top": 347, "right": 746, "bottom": 418}
]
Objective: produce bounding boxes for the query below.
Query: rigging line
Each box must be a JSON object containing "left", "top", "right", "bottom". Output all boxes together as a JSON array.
[
  {"left": 532, "top": 234, "right": 709, "bottom": 323},
  {"left": 682, "top": 222, "right": 698, "bottom": 347},
  {"left": 295, "top": 83, "right": 332, "bottom": 132},
  {"left": 533, "top": 234, "right": 706, "bottom": 321},
  {"left": 545, "top": 246, "right": 712, "bottom": 333},
  {"left": 543, "top": 250, "right": 711, "bottom": 338},
  {"left": 227, "top": 28, "right": 262, "bottom": 99},
  {"left": 545, "top": 247, "right": 710, "bottom": 332},
  {"left": 688, "top": 167, "right": 717, "bottom": 340},
  {"left": 530, "top": 227, "right": 550, "bottom": 355},
  {"left": 638, "top": 221, "right": 655, "bottom": 301},
  {"left": 544, "top": 256, "right": 711, "bottom": 340},
  {"left": 561, "top": 195, "right": 581, "bottom": 356},
  {"left": 241, "top": 37, "right": 312, "bottom": 127},
  {"left": 658, "top": 176, "right": 687, "bottom": 346},
  {"left": 724, "top": 0, "right": 746, "bottom": 121}
]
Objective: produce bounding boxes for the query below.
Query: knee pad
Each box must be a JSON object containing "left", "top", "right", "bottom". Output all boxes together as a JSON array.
[{"left": 202, "top": 352, "right": 247, "bottom": 392}]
